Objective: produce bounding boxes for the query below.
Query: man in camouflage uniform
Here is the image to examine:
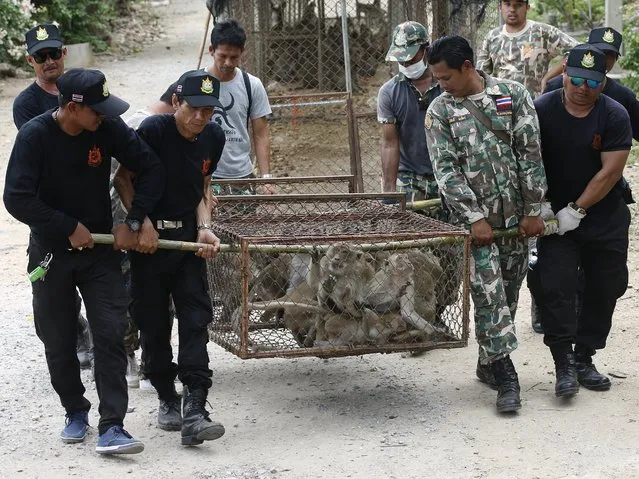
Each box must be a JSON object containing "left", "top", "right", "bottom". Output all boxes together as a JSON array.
[
  {"left": 476, "top": 0, "right": 578, "bottom": 98},
  {"left": 425, "top": 36, "right": 547, "bottom": 413}
]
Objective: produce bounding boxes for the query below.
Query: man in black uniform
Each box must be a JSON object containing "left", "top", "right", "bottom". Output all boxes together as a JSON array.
[
  {"left": 12, "top": 23, "right": 94, "bottom": 368},
  {"left": 3, "top": 68, "right": 164, "bottom": 453},
  {"left": 534, "top": 45, "right": 632, "bottom": 398},
  {"left": 116, "top": 71, "right": 226, "bottom": 446}
]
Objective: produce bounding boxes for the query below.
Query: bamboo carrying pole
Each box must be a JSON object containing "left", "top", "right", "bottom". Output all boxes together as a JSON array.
[{"left": 91, "top": 220, "right": 558, "bottom": 254}]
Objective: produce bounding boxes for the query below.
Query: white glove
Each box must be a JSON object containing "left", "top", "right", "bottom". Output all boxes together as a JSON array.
[
  {"left": 540, "top": 202, "right": 555, "bottom": 221},
  {"left": 556, "top": 204, "right": 585, "bottom": 235}
]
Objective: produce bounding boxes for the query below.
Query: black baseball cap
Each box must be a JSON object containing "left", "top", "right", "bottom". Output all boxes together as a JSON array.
[
  {"left": 25, "top": 24, "right": 63, "bottom": 55},
  {"left": 57, "top": 68, "right": 129, "bottom": 117},
  {"left": 566, "top": 44, "right": 606, "bottom": 82},
  {"left": 174, "top": 70, "right": 223, "bottom": 109},
  {"left": 588, "top": 27, "right": 622, "bottom": 56}
]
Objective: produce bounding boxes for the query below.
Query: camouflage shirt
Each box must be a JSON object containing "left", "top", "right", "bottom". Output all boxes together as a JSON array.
[
  {"left": 425, "top": 73, "right": 547, "bottom": 229},
  {"left": 476, "top": 20, "right": 578, "bottom": 97}
]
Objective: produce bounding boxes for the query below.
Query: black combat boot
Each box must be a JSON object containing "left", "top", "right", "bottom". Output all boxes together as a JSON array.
[
  {"left": 476, "top": 358, "right": 498, "bottom": 390},
  {"left": 575, "top": 347, "right": 611, "bottom": 391},
  {"left": 551, "top": 347, "right": 579, "bottom": 397},
  {"left": 490, "top": 356, "right": 521, "bottom": 413},
  {"left": 181, "top": 386, "right": 225, "bottom": 446},
  {"left": 158, "top": 392, "right": 182, "bottom": 431}
]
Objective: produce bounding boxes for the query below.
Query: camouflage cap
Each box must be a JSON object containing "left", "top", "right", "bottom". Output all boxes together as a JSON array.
[{"left": 385, "top": 21, "right": 429, "bottom": 62}]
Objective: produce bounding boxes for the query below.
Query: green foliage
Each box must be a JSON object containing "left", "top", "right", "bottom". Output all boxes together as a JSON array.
[
  {"left": 620, "top": 1, "right": 639, "bottom": 94},
  {"left": 531, "top": 0, "right": 604, "bottom": 31},
  {"left": 0, "top": 0, "right": 36, "bottom": 65},
  {"left": 34, "top": 0, "right": 119, "bottom": 52}
]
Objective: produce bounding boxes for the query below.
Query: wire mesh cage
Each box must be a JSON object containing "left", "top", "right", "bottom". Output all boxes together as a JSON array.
[{"left": 207, "top": 194, "right": 470, "bottom": 359}]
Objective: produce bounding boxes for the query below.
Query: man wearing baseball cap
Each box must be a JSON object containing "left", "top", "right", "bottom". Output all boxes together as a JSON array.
[
  {"left": 115, "top": 70, "right": 227, "bottom": 447},
  {"left": 533, "top": 45, "right": 633, "bottom": 399},
  {"left": 13, "top": 25, "right": 98, "bottom": 371},
  {"left": 13, "top": 24, "right": 66, "bottom": 129},
  {"left": 4, "top": 67, "right": 165, "bottom": 454}
]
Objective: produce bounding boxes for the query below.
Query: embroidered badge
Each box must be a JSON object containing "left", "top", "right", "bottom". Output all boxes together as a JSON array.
[
  {"left": 201, "top": 77, "right": 214, "bottom": 94},
  {"left": 495, "top": 95, "right": 513, "bottom": 115},
  {"left": 88, "top": 145, "right": 102, "bottom": 167},
  {"left": 603, "top": 29, "right": 615, "bottom": 44},
  {"left": 521, "top": 43, "right": 533, "bottom": 60},
  {"left": 592, "top": 134, "right": 602, "bottom": 150},
  {"left": 201, "top": 158, "right": 212, "bottom": 175},
  {"left": 36, "top": 26, "right": 49, "bottom": 41},
  {"left": 71, "top": 94, "right": 84, "bottom": 102},
  {"left": 102, "top": 81, "right": 109, "bottom": 97},
  {"left": 425, "top": 114, "right": 433, "bottom": 130},
  {"left": 581, "top": 52, "right": 595, "bottom": 69},
  {"left": 176, "top": 84, "right": 183, "bottom": 93},
  {"left": 486, "top": 85, "right": 501, "bottom": 96}
]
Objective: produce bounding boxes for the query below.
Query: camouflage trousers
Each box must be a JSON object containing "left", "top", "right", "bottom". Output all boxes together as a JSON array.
[
  {"left": 471, "top": 236, "right": 528, "bottom": 365},
  {"left": 396, "top": 171, "right": 445, "bottom": 219}
]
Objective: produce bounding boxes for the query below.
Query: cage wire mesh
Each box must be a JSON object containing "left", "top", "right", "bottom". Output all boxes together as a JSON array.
[{"left": 206, "top": 195, "right": 470, "bottom": 359}]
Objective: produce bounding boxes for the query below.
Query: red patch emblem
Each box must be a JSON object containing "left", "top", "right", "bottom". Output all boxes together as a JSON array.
[
  {"left": 592, "top": 134, "right": 602, "bottom": 150},
  {"left": 201, "top": 158, "right": 211, "bottom": 175},
  {"left": 88, "top": 145, "right": 102, "bottom": 167}
]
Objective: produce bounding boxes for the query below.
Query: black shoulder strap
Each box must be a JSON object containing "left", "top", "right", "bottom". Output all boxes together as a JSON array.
[
  {"left": 461, "top": 98, "right": 511, "bottom": 145},
  {"left": 241, "top": 68, "right": 252, "bottom": 129}
]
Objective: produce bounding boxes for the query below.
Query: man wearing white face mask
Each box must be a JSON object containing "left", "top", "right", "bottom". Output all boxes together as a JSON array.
[{"left": 378, "top": 21, "right": 442, "bottom": 208}]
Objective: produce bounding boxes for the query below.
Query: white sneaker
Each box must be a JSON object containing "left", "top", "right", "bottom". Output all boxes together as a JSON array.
[{"left": 126, "top": 355, "right": 140, "bottom": 388}]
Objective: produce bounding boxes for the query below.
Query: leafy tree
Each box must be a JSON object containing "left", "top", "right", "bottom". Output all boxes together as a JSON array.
[{"left": 531, "top": 0, "right": 605, "bottom": 31}]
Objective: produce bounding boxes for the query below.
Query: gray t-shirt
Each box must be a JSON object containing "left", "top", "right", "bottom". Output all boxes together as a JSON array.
[
  {"left": 377, "top": 75, "right": 441, "bottom": 176},
  {"left": 212, "top": 68, "right": 272, "bottom": 178}
]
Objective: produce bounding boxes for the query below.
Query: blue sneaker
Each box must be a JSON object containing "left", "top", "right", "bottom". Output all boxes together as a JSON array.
[
  {"left": 96, "top": 426, "right": 144, "bottom": 455},
  {"left": 60, "top": 411, "right": 89, "bottom": 443}
]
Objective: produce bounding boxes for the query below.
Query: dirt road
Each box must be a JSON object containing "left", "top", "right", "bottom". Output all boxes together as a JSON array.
[{"left": 0, "top": 1, "right": 638, "bottom": 478}]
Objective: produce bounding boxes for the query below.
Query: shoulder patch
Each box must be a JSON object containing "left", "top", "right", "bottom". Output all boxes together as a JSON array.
[{"left": 425, "top": 114, "right": 433, "bottom": 130}]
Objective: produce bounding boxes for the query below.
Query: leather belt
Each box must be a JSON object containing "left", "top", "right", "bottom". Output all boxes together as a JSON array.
[{"left": 156, "top": 220, "right": 183, "bottom": 230}]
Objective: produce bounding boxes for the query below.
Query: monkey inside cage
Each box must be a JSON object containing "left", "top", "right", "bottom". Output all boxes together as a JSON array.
[{"left": 206, "top": 194, "right": 470, "bottom": 359}]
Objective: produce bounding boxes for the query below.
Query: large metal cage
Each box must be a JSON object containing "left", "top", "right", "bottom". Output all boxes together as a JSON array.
[{"left": 206, "top": 193, "right": 471, "bottom": 359}]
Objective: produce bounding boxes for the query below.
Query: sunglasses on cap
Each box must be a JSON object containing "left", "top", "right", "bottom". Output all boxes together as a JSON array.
[
  {"left": 569, "top": 76, "right": 601, "bottom": 89},
  {"left": 32, "top": 48, "right": 63, "bottom": 64}
]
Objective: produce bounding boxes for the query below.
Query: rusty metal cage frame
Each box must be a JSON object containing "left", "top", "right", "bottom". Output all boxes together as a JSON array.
[{"left": 207, "top": 193, "right": 471, "bottom": 359}]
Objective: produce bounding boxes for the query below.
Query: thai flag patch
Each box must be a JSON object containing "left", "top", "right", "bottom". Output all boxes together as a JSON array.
[{"left": 496, "top": 95, "right": 512, "bottom": 115}]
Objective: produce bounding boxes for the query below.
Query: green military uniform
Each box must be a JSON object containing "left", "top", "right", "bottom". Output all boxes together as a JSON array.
[
  {"left": 425, "top": 73, "right": 547, "bottom": 364},
  {"left": 476, "top": 20, "right": 577, "bottom": 97}
]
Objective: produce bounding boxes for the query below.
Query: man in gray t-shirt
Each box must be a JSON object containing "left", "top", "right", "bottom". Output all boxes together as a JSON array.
[
  {"left": 378, "top": 21, "right": 442, "bottom": 204},
  {"left": 160, "top": 20, "right": 273, "bottom": 193}
]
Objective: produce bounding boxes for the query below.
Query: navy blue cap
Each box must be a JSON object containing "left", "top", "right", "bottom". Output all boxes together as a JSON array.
[
  {"left": 26, "top": 24, "right": 63, "bottom": 55},
  {"left": 175, "top": 70, "right": 223, "bottom": 109},
  {"left": 588, "top": 27, "right": 622, "bottom": 56},
  {"left": 57, "top": 68, "right": 129, "bottom": 117},
  {"left": 566, "top": 44, "right": 606, "bottom": 82}
]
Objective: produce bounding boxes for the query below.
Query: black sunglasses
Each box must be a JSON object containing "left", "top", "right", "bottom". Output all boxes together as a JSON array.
[{"left": 33, "top": 49, "right": 63, "bottom": 64}]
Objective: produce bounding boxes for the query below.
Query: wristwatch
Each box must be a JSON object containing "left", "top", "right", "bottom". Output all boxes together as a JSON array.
[
  {"left": 125, "top": 218, "right": 141, "bottom": 233},
  {"left": 261, "top": 173, "right": 273, "bottom": 179},
  {"left": 568, "top": 202, "right": 587, "bottom": 217},
  {"left": 197, "top": 223, "right": 212, "bottom": 231}
]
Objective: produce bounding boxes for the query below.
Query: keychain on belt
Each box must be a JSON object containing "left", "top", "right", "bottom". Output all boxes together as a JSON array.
[{"left": 28, "top": 253, "right": 53, "bottom": 283}]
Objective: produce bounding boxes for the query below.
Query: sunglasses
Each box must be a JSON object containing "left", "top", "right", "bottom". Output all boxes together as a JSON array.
[
  {"left": 32, "top": 49, "right": 63, "bottom": 64},
  {"left": 569, "top": 76, "right": 601, "bottom": 89}
]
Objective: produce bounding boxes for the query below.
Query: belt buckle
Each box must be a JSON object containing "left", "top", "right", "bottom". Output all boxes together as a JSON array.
[{"left": 156, "top": 220, "right": 183, "bottom": 230}]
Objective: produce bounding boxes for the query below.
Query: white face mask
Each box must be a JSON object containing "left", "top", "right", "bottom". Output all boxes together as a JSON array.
[{"left": 398, "top": 58, "right": 427, "bottom": 79}]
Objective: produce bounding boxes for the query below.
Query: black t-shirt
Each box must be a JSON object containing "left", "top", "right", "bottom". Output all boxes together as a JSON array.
[
  {"left": 3, "top": 111, "right": 164, "bottom": 250},
  {"left": 137, "top": 114, "right": 225, "bottom": 221},
  {"left": 12, "top": 82, "right": 59, "bottom": 129},
  {"left": 544, "top": 75, "right": 639, "bottom": 141},
  {"left": 534, "top": 89, "right": 632, "bottom": 216}
]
